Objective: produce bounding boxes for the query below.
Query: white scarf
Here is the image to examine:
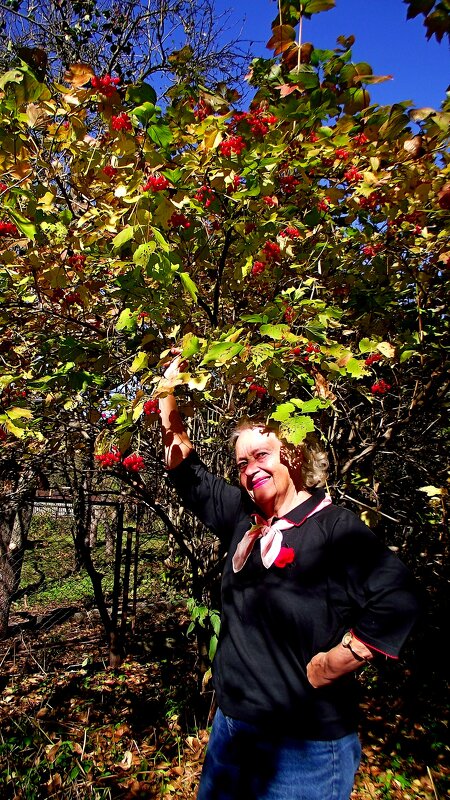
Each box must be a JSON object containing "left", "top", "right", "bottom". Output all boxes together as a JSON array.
[{"left": 232, "top": 495, "right": 332, "bottom": 573}]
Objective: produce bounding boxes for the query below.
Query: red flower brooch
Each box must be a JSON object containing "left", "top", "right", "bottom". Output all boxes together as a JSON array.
[{"left": 274, "top": 547, "right": 295, "bottom": 568}]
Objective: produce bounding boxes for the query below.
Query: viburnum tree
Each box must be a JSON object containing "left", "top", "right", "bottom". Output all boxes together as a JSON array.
[{"left": 0, "top": 0, "right": 449, "bottom": 636}]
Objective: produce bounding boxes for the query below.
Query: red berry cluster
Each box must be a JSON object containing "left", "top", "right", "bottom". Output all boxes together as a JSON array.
[
  {"left": 64, "top": 291, "right": 82, "bottom": 306},
  {"left": 143, "top": 399, "right": 160, "bottom": 415},
  {"left": 103, "top": 165, "right": 118, "bottom": 177},
  {"left": 358, "top": 192, "right": 381, "bottom": 211},
  {"left": 219, "top": 135, "right": 246, "bottom": 157},
  {"left": 230, "top": 175, "right": 242, "bottom": 191},
  {"left": 335, "top": 147, "right": 350, "bottom": 160},
  {"left": 169, "top": 212, "right": 191, "bottom": 228},
  {"left": 289, "top": 342, "right": 320, "bottom": 361},
  {"left": 344, "top": 166, "right": 363, "bottom": 183},
  {"left": 245, "top": 222, "right": 257, "bottom": 233},
  {"left": 371, "top": 379, "right": 391, "bottom": 395},
  {"left": 284, "top": 305, "right": 295, "bottom": 323},
  {"left": 352, "top": 133, "right": 369, "bottom": 146},
  {"left": 189, "top": 97, "right": 213, "bottom": 121},
  {"left": 362, "top": 243, "right": 382, "bottom": 257},
  {"left": 67, "top": 253, "right": 86, "bottom": 269},
  {"left": 142, "top": 174, "right": 170, "bottom": 192},
  {"left": 309, "top": 131, "right": 319, "bottom": 143},
  {"left": 248, "top": 382, "right": 267, "bottom": 398},
  {"left": 95, "top": 447, "right": 121, "bottom": 467},
  {"left": 91, "top": 75, "right": 120, "bottom": 97},
  {"left": 317, "top": 197, "right": 331, "bottom": 212},
  {"left": 263, "top": 196, "right": 278, "bottom": 207},
  {"left": 111, "top": 112, "right": 132, "bottom": 132},
  {"left": 0, "top": 220, "right": 18, "bottom": 236},
  {"left": 0, "top": 182, "right": 7, "bottom": 192},
  {"left": 278, "top": 175, "right": 300, "bottom": 194},
  {"left": 138, "top": 310, "right": 150, "bottom": 319},
  {"left": 280, "top": 226, "right": 300, "bottom": 238},
  {"left": 123, "top": 453, "right": 145, "bottom": 472},
  {"left": 365, "top": 353, "right": 382, "bottom": 366},
  {"left": 1, "top": 385, "right": 27, "bottom": 404},
  {"left": 231, "top": 109, "right": 277, "bottom": 138},
  {"left": 263, "top": 241, "right": 281, "bottom": 263},
  {"left": 195, "top": 185, "right": 216, "bottom": 207},
  {"left": 252, "top": 260, "right": 265, "bottom": 276}
]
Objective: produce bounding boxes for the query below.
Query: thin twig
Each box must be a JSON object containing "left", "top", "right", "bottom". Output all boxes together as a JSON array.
[
  {"left": 427, "top": 766, "right": 440, "bottom": 800},
  {"left": 338, "top": 493, "right": 400, "bottom": 523}
]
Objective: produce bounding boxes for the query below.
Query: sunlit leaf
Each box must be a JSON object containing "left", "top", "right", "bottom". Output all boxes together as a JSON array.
[
  {"left": 64, "top": 62, "right": 95, "bottom": 87},
  {"left": 201, "top": 342, "right": 243, "bottom": 365}
]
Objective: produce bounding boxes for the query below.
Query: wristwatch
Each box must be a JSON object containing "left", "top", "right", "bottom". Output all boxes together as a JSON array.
[{"left": 341, "top": 631, "right": 369, "bottom": 662}]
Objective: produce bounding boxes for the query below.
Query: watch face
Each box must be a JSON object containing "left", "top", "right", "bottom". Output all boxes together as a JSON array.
[{"left": 342, "top": 631, "right": 352, "bottom": 647}]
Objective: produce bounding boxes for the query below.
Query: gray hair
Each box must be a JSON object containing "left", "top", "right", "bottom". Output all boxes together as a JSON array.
[{"left": 229, "top": 415, "right": 329, "bottom": 489}]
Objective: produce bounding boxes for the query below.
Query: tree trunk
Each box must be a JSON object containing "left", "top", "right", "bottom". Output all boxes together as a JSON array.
[{"left": 0, "top": 478, "right": 36, "bottom": 638}]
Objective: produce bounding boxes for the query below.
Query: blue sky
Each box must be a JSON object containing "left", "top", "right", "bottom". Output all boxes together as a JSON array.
[{"left": 216, "top": 0, "right": 449, "bottom": 110}]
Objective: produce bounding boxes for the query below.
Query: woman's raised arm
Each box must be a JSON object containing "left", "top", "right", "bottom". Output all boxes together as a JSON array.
[{"left": 158, "top": 353, "right": 193, "bottom": 470}]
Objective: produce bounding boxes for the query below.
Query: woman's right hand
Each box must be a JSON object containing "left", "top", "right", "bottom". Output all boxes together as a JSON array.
[{"left": 163, "top": 348, "right": 186, "bottom": 380}]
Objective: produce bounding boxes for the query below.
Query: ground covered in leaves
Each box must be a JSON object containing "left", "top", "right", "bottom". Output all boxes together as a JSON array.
[{"left": 0, "top": 596, "right": 448, "bottom": 799}]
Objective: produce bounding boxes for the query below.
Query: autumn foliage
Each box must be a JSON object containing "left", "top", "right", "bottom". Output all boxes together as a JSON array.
[{"left": 0, "top": 0, "right": 448, "bottom": 527}]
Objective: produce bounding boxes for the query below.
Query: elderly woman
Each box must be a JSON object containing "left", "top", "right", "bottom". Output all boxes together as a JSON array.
[{"left": 158, "top": 356, "right": 421, "bottom": 800}]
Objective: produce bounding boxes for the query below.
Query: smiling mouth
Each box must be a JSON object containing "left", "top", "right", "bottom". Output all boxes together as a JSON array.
[{"left": 252, "top": 477, "right": 270, "bottom": 490}]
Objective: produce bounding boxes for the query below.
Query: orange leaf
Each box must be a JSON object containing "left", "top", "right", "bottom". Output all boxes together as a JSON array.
[
  {"left": 64, "top": 62, "right": 95, "bottom": 88},
  {"left": 279, "top": 84, "right": 301, "bottom": 97},
  {"left": 438, "top": 182, "right": 450, "bottom": 210},
  {"left": 266, "top": 25, "right": 296, "bottom": 55}
]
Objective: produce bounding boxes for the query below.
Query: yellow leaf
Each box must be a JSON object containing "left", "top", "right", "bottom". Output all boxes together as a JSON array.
[
  {"left": 7, "top": 406, "right": 33, "bottom": 420},
  {"left": 377, "top": 342, "right": 396, "bottom": 358},
  {"left": 64, "top": 62, "right": 95, "bottom": 87}
]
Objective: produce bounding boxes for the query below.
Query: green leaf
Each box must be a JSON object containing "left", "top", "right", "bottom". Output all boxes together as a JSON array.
[
  {"left": 0, "top": 69, "right": 24, "bottom": 89},
  {"left": 112, "top": 226, "right": 135, "bottom": 251},
  {"left": 210, "top": 612, "right": 221, "bottom": 636},
  {"left": 345, "top": 358, "right": 369, "bottom": 378},
  {"left": 147, "top": 124, "right": 173, "bottom": 147},
  {"left": 179, "top": 272, "right": 198, "bottom": 302},
  {"left": 132, "top": 102, "right": 156, "bottom": 125},
  {"left": 201, "top": 342, "right": 243, "bottom": 365},
  {"left": 270, "top": 402, "right": 296, "bottom": 421},
  {"left": 116, "top": 308, "right": 137, "bottom": 331},
  {"left": 250, "top": 344, "right": 275, "bottom": 367},
  {"left": 130, "top": 351, "right": 148, "bottom": 373},
  {"left": 126, "top": 82, "right": 157, "bottom": 105},
  {"left": 358, "top": 338, "right": 379, "bottom": 354},
  {"left": 209, "top": 634, "right": 218, "bottom": 662},
  {"left": 399, "top": 349, "right": 418, "bottom": 363},
  {"left": 260, "top": 324, "right": 291, "bottom": 340},
  {"left": 241, "top": 314, "right": 268, "bottom": 323},
  {"left": 151, "top": 227, "right": 170, "bottom": 252},
  {"left": 161, "top": 168, "right": 183, "bottom": 184},
  {"left": 8, "top": 209, "right": 36, "bottom": 240},
  {"left": 279, "top": 415, "right": 315, "bottom": 446},
  {"left": 292, "top": 398, "right": 330, "bottom": 413},
  {"left": 133, "top": 241, "right": 156, "bottom": 266},
  {"left": 288, "top": 65, "right": 320, "bottom": 89},
  {"left": 302, "top": 0, "right": 335, "bottom": 14},
  {"left": 181, "top": 333, "right": 200, "bottom": 358}
]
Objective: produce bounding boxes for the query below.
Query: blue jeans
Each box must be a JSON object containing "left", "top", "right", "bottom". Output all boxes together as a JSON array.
[{"left": 196, "top": 708, "right": 361, "bottom": 800}]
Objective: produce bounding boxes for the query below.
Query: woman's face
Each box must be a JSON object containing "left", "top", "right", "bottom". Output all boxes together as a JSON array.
[{"left": 235, "top": 427, "right": 296, "bottom": 514}]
